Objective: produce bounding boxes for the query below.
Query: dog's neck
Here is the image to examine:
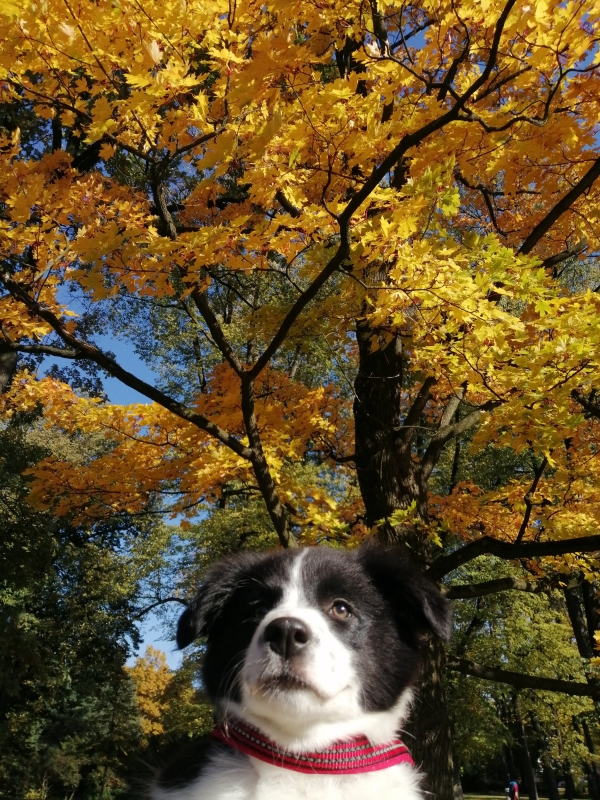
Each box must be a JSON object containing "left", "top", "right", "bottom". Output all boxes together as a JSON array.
[
  {"left": 221, "top": 689, "right": 413, "bottom": 752},
  {"left": 212, "top": 715, "right": 415, "bottom": 774}
]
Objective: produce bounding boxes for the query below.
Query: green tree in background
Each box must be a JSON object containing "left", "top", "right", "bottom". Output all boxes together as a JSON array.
[{"left": 0, "top": 416, "right": 143, "bottom": 799}]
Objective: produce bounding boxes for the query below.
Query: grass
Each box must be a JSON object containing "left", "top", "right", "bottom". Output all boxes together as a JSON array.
[{"left": 465, "top": 795, "right": 552, "bottom": 800}]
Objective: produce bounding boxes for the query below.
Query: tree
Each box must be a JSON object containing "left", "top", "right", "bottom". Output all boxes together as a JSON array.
[
  {"left": 447, "top": 558, "right": 597, "bottom": 798},
  {"left": 3, "top": 1, "right": 600, "bottom": 796},
  {"left": 127, "top": 646, "right": 213, "bottom": 748},
  {"left": 0, "top": 416, "right": 145, "bottom": 799}
]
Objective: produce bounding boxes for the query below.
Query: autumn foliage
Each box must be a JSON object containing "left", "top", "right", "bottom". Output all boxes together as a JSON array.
[
  {"left": 1, "top": 0, "right": 600, "bottom": 546},
  {"left": 2, "top": 0, "right": 600, "bottom": 796}
]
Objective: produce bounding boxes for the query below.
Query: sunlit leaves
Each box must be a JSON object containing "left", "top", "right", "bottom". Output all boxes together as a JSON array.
[{"left": 1, "top": 0, "right": 600, "bottom": 560}]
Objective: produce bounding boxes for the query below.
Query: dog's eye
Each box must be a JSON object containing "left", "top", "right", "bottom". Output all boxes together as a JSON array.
[
  {"left": 253, "top": 603, "right": 270, "bottom": 619},
  {"left": 330, "top": 600, "right": 352, "bottom": 620}
]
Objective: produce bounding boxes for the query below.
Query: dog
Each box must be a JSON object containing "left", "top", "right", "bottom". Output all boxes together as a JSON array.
[{"left": 151, "top": 544, "right": 451, "bottom": 800}]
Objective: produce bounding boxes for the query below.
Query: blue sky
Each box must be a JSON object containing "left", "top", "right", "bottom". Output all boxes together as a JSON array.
[
  {"left": 130, "top": 609, "right": 183, "bottom": 669},
  {"left": 89, "top": 343, "right": 184, "bottom": 669},
  {"left": 39, "top": 330, "right": 185, "bottom": 669}
]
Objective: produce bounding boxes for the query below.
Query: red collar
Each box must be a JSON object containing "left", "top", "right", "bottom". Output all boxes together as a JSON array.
[{"left": 211, "top": 717, "right": 415, "bottom": 775}]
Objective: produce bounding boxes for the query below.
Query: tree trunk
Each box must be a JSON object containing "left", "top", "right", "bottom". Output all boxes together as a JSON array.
[
  {"left": 408, "top": 634, "right": 455, "bottom": 800},
  {"left": 563, "top": 586, "right": 600, "bottom": 799},
  {"left": 453, "top": 750, "right": 464, "bottom": 800},
  {"left": 564, "top": 586, "right": 594, "bottom": 659},
  {"left": 514, "top": 712, "right": 538, "bottom": 800},
  {"left": 532, "top": 717, "right": 560, "bottom": 800},
  {"left": 540, "top": 758, "right": 560, "bottom": 800},
  {"left": 97, "top": 765, "right": 108, "bottom": 800},
  {"left": 582, "top": 720, "right": 600, "bottom": 800},
  {"left": 353, "top": 326, "right": 453, "bottom": 799},
  {"left": 563, "top": 763, "right": 576, "bottom": 800},
  {"left": 582, "top": 581, "right": 600, "bottom": 656},
  {"left": 504, "top": 742, "right": 518, "bottom": 783},
  {"left": 557, "top": 716, "right": 577, "bottom": 800},
  {"left": 354, "top": 326, "right": 429, "bottom": 548},
  {"left": 451, "top": 715, "right": 464, "bottom": 800},
  {"left": 0, "top": 341, "right": 17, "bottom": 395}
]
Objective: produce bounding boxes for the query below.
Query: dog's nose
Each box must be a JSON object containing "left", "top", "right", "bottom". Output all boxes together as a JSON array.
[{"left": 263, "top": 617, "right": 310, "bottom": 658}]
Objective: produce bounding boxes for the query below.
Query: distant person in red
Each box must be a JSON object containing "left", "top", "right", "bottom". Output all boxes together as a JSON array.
[{"left": 509, "top": 778, "right": 520, "bottom": 800}]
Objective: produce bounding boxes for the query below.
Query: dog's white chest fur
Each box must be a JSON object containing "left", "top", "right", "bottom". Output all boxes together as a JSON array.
[{"left": 152, "top": 750, "right": 422, "bottom": 800}]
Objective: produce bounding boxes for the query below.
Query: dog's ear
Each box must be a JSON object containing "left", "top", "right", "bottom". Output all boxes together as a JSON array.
[
  {"left": 176, "top": 557, "right": 248, "bottom": 649},
  {"left": 358, "top": 543, "right": 452, "bottom": 642}
]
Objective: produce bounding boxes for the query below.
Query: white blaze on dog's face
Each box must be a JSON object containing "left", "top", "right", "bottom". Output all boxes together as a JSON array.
[
  {"left": 176, "top": 546, "right": 451, "bottom": 748},
  {"left": 241, "top": 550, "right": 358, "bottom": 726}
]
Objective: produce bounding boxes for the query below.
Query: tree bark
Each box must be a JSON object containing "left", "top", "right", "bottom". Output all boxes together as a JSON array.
[
  {"left": 539, "top": 753, "right": 559, "bottom": 800},
  {"left": 564, "top": 585, "right": 593, "bottom": 658},
  {"left": 503, "top": 743, "right": 518, "bottom": 783},
  {"left": 409, "top": 634, "right": 455, "bottom": 800},
  {"left": 0, "top": 340, "right": 17, "bottom": 395},
  {"left": 556, "top": 713, "right": 577, "bottom": 800},
  {"left": 563, "top": 761, "right": 576, "bottom": 800},
  {"left": 353, "top": 325, "right": 453, "bottom": 799},
  {"left": 452, "top": 751, "right": 464, "bottom": 800},
  {"left": 582, "top": 720, "right": 600, "bottom": 800},
  {"left": 582, "top": 581, "right": 600, "bottom": 652},
  {"left": 562, "top": 587, "right": 600, "bottom": 800},
  {"left": 353, "top": 326, "right": 429, "bottom": 552},
  {"left": 532, "top": 717, "right": 560, "bottom": 800}
]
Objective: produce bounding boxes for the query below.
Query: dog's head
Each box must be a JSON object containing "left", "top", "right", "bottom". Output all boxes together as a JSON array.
[{"left": 177, "top": 545, "right": 450, "bottom": 746}]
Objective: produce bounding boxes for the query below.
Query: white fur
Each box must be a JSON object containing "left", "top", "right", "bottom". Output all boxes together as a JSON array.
[
  {"left": 153, "top": 550, "right": 423, "bottom": 800},
  {"left": 238, "top": 549, "right": 370, "bottom": 748},
  {"left": 151, "top": 750, "right": 423, "bottom": 800},
  {"left": 223, "top": 689, "right": 414, "bottom": 752}
]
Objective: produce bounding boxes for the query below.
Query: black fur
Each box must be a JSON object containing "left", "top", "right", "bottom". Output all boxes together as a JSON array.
[
  {"left": 357, "top": 544, "right": 452, "bottom": 642},
  {"left": 177, "top": 550, "right": 295, "bottom": 701},
  {"left": 156, "top": 739, "right": 234, "bottom": 790}
]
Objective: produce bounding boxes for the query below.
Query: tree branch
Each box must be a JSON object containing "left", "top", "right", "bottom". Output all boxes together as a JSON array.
[
  {"left": 240, "top": 375, "right": 297, "bottom": 548},
  {"left": 0, "top": 272, "right": 253, "bottom": 460},
  {"left": 248, "top": 228, "right": 351, "bottom": 377},
  {"left": 397, "top": 376, "right": 438, "bottom": 448},
  {"left": 133, "top": 596, "right": 187, "bottom": 620},
  {"left": 189, "top": 286, "right": 244, "bottom": 375},
  {"left": 9, "top": 343, "right": 82, "bottom": 359},
  {"left": 542, "top": 237, "right": 588, "bottom": 272},
  {"left": 421, "top": 400, "right": 501, "bottom": 481},
  {"left": 444, "top": 576, "right": 545, "bottom": 599},
  {"left": 439, "top": 384, "right": 467, "bottom": 428},
  {"left": 572, "top": 389, "right": 600, "bottom": 419},
  {"left": 148, "top": 173, "right": 293, "bottom": 546},
  {"left": 150, "top": 178, "right": 245, "bottom": 380},
  {"left": 447, "top": 656, "right": 600, "bottom": 698},
  {"left": 151, "top": 179, "right": 177, "bottom": 240},
  {"left": 515, "top": 454, "right": 548, "bottom": 544},
  {"left": 455, "top": 173, "right": 508, "bottom": 236},
  {"left": 274, "top": 189, "right": 302, "bottom": 218},
  {"left": 209, "top": 0, "right": 517, "bottom": 383},
  {"left": 104, "top": 133, "right": 152, "bottom": 163},
  {"left": 339, "top": 0, "right": 517, "bottom": 224},
  {"left": 428, "top": 534, "right": 600, "bottom": 580},
  {"left": 391, "top": 19, "right": 435, "bottom": 50},
  {"left": 369, "top": 0, "right": 392, "bottom": 56},
  {"left": 169, "top": 126, "right": 226, "bottom": 161},
  {"left": 520, "top": 157, "right": 600, "bottom": 255}
]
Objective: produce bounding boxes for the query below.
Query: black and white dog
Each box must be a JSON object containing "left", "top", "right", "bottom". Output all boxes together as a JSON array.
[{"left": 152, "top": 544, "right": 451, "bottom": 800}]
